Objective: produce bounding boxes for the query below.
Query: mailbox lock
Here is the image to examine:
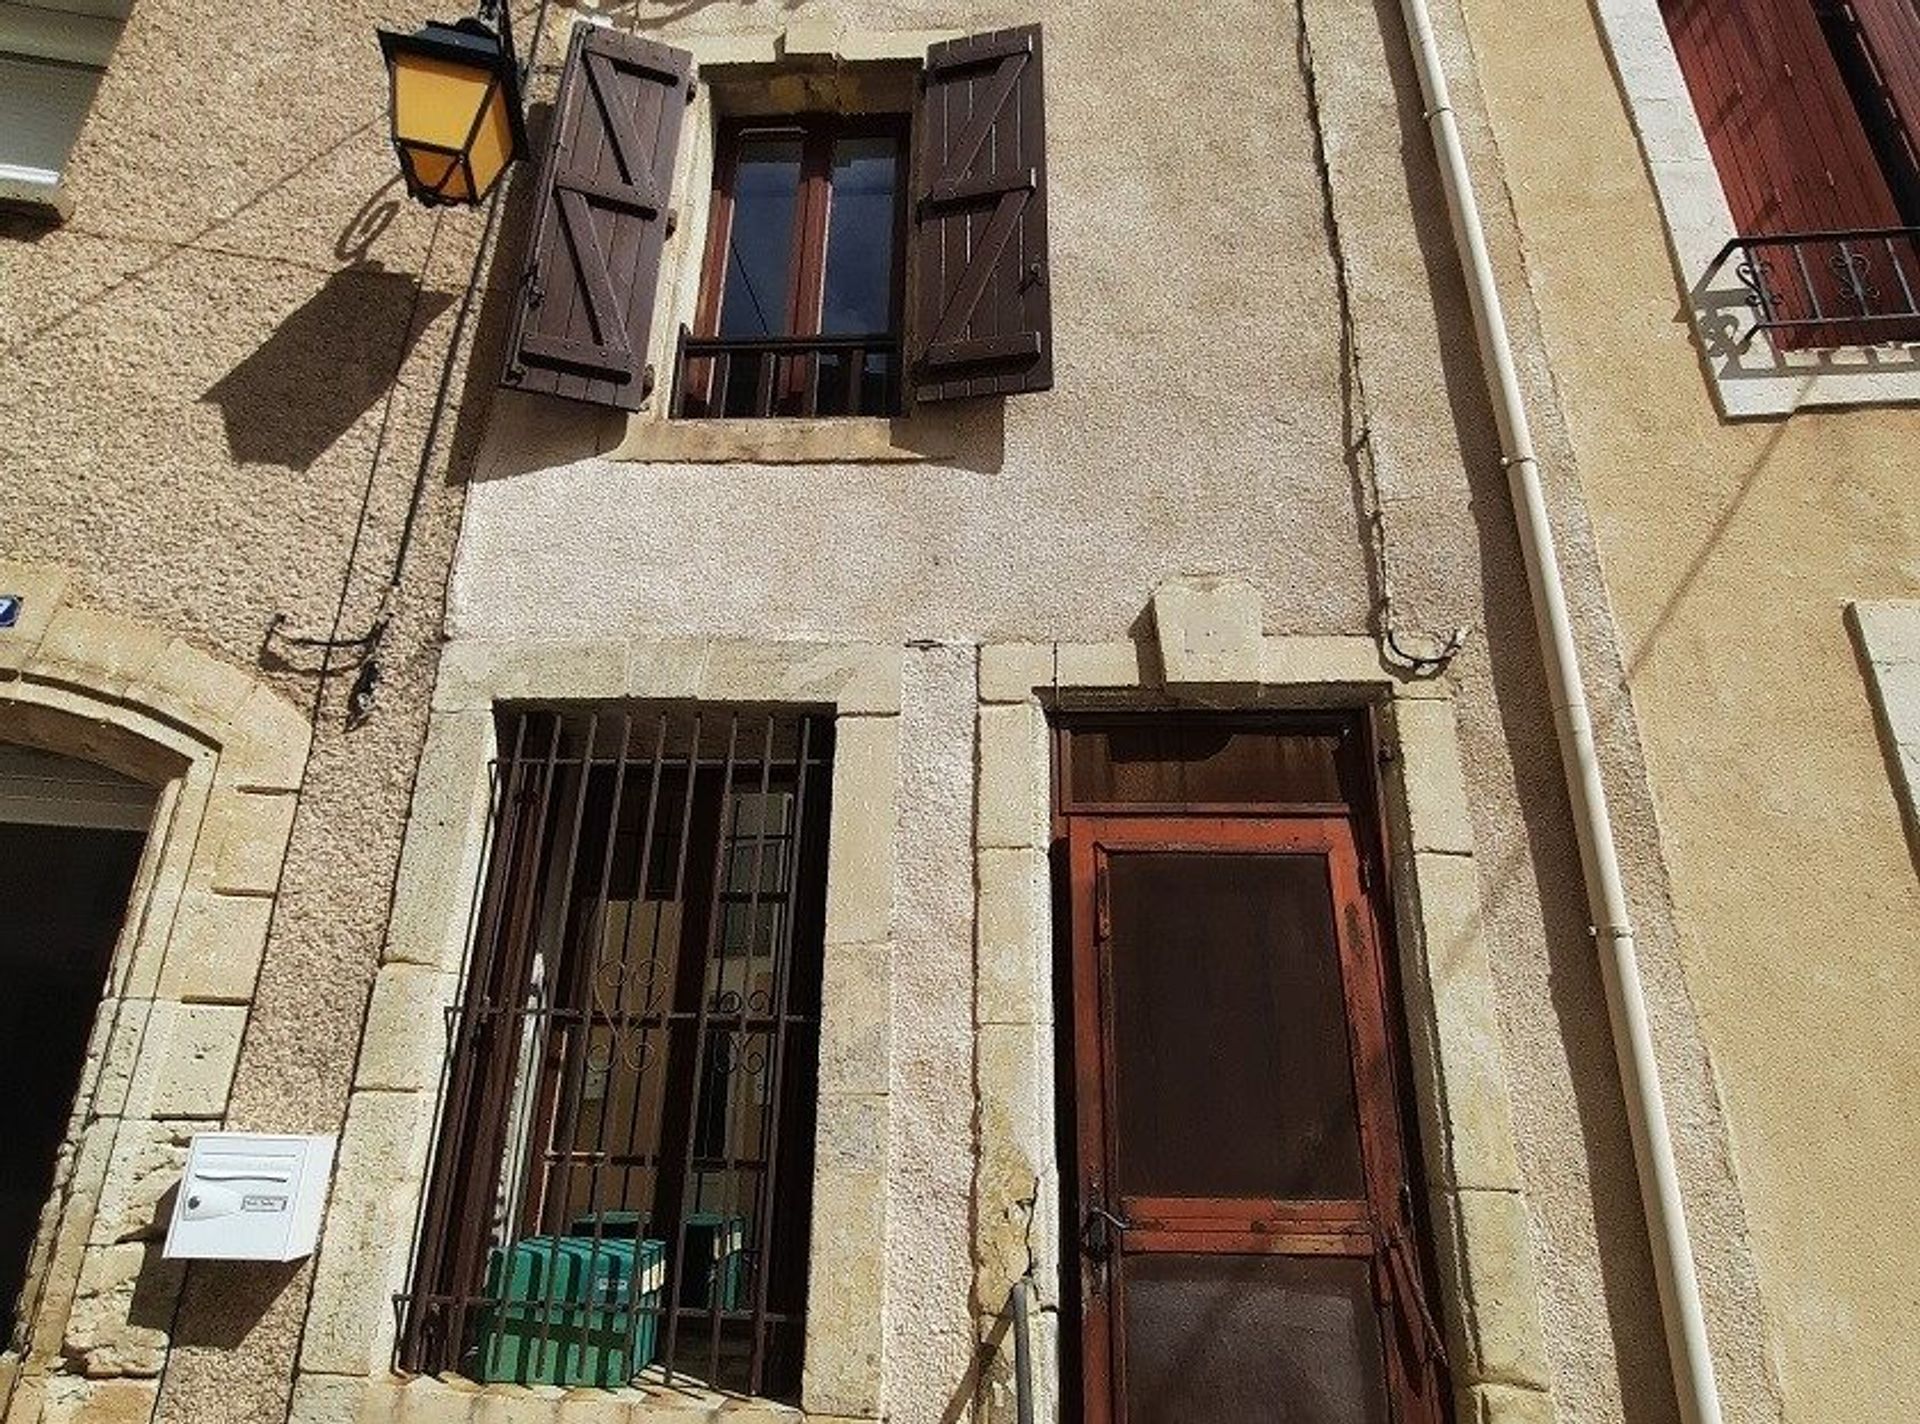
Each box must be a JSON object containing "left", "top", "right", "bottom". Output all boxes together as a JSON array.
[{"left": 187, "top": 1195, "right": 201, "bottom": 1210}]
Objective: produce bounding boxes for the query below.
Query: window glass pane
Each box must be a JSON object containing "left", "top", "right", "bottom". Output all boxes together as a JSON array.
[
  {"left": 1107, "top": 851, "right": 1366, "bottom": 1200},
  {"left": 819, "top": 134, "right": 900, "bottom": 335},
  {"left": 718, "top": 134, "right": 802, "bottom": 339},
  {"left": 0, "top": 54, "right": 105, "bottom": 183},
  {"left": 1122, "top": 1255, "right": 1389, "bottom": 1424}
]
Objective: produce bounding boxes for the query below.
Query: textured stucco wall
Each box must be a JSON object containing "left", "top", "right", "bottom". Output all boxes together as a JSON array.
[
  {"left": 0, "top": 1, "right": 485, "bottom": 1420},
  {"left": 1454, "top": 0, "right": 1920, "bottom": 1420},
  {"left": 444, "top": 3, "right": 1780, "bottom": 1424}
]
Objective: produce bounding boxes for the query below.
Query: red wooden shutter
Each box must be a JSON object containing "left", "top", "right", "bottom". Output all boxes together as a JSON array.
[
  {"left": 1661, "top": 0, "right": 1902, "bottom": 234},
  {"left": 500, "top": 26, "right": 692, "bottom": 410},
  {"left": 911, "top": 25, "right": 1053, "bottom": 402}
]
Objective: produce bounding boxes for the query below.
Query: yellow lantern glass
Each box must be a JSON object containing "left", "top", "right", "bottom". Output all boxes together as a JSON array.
[{"left": 377, "top": 18, "right": 527, "bottom": 207}]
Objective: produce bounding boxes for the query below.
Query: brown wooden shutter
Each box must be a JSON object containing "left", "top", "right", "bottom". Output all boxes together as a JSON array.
[
  {"left": 911, "top": 25, "right": 1052, "bottom": 402},
  {"left": 500, "top": 26, "right": 692, "bottom": 410}
]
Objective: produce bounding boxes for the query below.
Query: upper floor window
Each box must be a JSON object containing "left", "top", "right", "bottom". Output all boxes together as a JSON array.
[
  {"left": 496, "top": 24, "right": 1054, "bottom": 419},
  {"left": 0, "top": 0, "right": 128, "bottom": 208},
  {"left": 676, "top": 115, "right": 908, "bottom": 419},
  {"left": 1663, "top": 0, "right": 1920, "bottom": 346}
]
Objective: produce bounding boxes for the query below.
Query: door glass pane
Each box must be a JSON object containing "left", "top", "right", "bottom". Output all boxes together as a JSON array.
[
  {"left": 1122, "top": 1254, "right": 1389, "bottom": 1424},
  {"left": 820, "top": 134, "right": 900, "bottom": 335},
  {"left": 1108, "top": 852, "right": 1365, "bottom": 1199},
  {"left": 719, "top": 134, "right": 802, "bottom": 339}
]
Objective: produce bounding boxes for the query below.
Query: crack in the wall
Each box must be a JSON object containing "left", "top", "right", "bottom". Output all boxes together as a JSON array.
[{"left": 1293, "top": 0, "right": 1466, "bottom": 678}]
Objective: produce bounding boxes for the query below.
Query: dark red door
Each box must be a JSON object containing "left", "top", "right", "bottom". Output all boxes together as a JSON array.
[{"left": 1067, "top": 815, "right": 1445, "bottom": 1424}]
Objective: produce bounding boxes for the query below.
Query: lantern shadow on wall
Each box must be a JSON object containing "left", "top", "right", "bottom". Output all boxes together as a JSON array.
[{"left": 201, "top": 262, "right": 454, "bottom": 471}]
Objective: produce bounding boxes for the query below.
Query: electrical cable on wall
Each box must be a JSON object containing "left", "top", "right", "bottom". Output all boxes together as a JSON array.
[
  {"left": 268, "top": 0, "right": 555, "bottom": 726},
  {"left": 1293, "top": 0, "right": 1469, "bottom": 677}
]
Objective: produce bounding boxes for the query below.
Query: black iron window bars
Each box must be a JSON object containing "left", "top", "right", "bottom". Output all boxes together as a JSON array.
[
  {"left": 1712, "top": 226, "right": 1920, "bottom": 347},
  {"left": 397, "top": 705, "right": 835, "bottom": 1401}
]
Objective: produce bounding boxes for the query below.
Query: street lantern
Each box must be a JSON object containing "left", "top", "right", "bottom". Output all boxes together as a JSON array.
[{"left": 376, "top": 6, "right": 528, "bottom": 207}]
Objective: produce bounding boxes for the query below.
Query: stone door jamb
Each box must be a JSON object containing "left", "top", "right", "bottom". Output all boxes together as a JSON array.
[
  {"left": 0, "top": 562, "right": 311, "bottom": 1424},
  {"left": 970, "top": 628, "right": 1561, "bottom": 1424}
]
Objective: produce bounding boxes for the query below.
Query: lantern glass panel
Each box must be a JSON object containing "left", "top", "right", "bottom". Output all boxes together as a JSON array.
[
  {"left": 393, "top": 51, "right": 491, "bottom": 148},
  {"left": 402, "top": 144, "right": 467, "bottom": 202},
  {"left": 389, "top": 48, "right": 513, "bottom": 203},
  {"left": 464, "top": 82, "right": 516, "bottom": 200}
]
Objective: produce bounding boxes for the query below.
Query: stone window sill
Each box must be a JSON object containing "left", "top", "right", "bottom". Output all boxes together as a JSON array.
[
  {"left": 363, "top": 1373, "right": 806, "bottom": 1422},
  {"left": 1700, "top": 334, "right": 1920, "bottom": 416},
  {"left": 612, "top": 414, "right": 955, "bottom": 464}
]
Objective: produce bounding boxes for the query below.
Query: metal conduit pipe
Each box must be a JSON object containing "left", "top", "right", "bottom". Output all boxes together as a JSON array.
[
  {"left": 1387, "top": 3, "right": 1726, "bottom": 1422},
  {"left": 1012, "top": 1277, "right": 1036, "bottom": 1424}
]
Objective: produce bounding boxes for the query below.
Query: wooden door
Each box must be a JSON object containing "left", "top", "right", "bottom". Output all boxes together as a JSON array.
[{"left": 1067, "top": 815, "right": 1445, "bottom": 1424}]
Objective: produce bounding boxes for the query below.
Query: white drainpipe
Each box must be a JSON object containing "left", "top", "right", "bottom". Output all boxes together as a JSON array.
[{"left": 1389, "top": 3, "right": 1726, "bottom": 1422}]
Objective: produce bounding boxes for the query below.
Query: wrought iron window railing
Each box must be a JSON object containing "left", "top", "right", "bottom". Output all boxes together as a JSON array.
[
  {"left": 671, "top": 329, "right": 903, "bottom": 419},
  {"left": 396, "top": 706, "right": 834, "bottom": 1401},
  {"left": 1712, "top": 227, "right": 1920, "bottom": 348}
]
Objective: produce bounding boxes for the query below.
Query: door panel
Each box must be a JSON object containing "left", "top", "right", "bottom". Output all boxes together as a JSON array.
[
  {"left": 1067, "top": 815, "right": 1442, "bottom": 1424},
  {"left": 1107, "top": 850, "right": 1364, "bottom": 1201},
  {"left": 1120, "top": 1254, "right": 1389, "bottom": 1424}
]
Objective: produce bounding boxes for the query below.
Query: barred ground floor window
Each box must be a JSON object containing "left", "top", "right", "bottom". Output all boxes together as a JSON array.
[{"left": 398, "top": 705, "right": 835, "bottom": 1402}]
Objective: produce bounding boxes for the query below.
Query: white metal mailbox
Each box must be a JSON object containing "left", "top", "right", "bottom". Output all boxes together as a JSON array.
[{"left": 163, "top": 1133, "right": 335, "bottom": 1262}]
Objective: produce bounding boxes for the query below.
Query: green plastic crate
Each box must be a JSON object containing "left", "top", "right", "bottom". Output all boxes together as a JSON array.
[
  {"left": 678, "top": 1213, "right": 747, "bottom": 1311},
  {"left": 569, "top": 1210, "right": 747, "bottom": 1311},
  {"left": 472, "top": 1234, "right": 665, "bottom": 1387}
]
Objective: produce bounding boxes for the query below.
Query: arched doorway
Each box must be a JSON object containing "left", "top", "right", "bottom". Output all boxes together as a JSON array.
[{"left": 0, "top": 745, "right": 157, "bottom": 1326}]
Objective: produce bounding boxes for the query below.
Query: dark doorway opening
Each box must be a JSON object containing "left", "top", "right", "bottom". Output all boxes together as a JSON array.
[{"left": 0, "top": 747, "right": 153, "bottom": 1331}]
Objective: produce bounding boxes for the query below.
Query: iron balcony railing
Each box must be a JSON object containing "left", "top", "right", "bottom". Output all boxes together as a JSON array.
[
  {"left": 672, "top": 328, "right": 903, "bottom": 419},
  {"left": 1711, "top": 226, "right": 1920, "bottom": 348}
]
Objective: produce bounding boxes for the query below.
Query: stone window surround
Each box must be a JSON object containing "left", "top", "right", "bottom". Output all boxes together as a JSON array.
[
  {"left": 1848, "top": 600, "right": 1920, "bottom": 865},
  {"left": 606, "top": 19, "right": 976, "bottom": 468},
  {"left": 969, "top": 635, "right": 1561, "bottom": 1424},
  {"left": 295, "top": 636, "right": 903, "bottom": 1424},
  {"left": 1589, "top": 0, "right": 1920, "bottom": 417},
  {"left": 0, "top": 561, "right": 312, "bottom": 1424}
]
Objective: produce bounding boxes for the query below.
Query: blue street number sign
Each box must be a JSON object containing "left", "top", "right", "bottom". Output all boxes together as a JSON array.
[{"left": 0, "top": 596, "right": 20, "bottom": 631}]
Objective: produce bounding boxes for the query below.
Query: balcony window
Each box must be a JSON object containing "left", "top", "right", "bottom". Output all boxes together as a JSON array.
[
  {"left": 674, "top": 115, "right": 908, "bottom": 419},
  {"left": 1663, "top": 0, "right": 1920, "bottom": 346}
]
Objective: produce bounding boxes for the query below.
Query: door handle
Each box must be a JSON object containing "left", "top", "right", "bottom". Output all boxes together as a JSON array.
[{"left": 1082, "top": 1199, "right": 1133, "bottom": 1261}]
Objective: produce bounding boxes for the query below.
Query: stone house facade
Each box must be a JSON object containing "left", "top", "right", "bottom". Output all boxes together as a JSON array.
[
  {"left": 5, "top": 1, "right": 1908, "bottom": 1424},
  {"left": 0, "top": 0, "right": 482, "bottom": 1419},
  {"left": 1452, "top": 0, "right": 1920, "bottom": 1420}
]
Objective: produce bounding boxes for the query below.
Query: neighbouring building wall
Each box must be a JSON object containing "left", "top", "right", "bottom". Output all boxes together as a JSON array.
[
  {"left": 0, "top": 0, "right": 486, "bottom": 1419},
  {"left": 336, "top": 2, "right": 1781, "bottom": 1423},
  {"left": 1454, "top": 0, "right": 1920, "bottom": 1420}
]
